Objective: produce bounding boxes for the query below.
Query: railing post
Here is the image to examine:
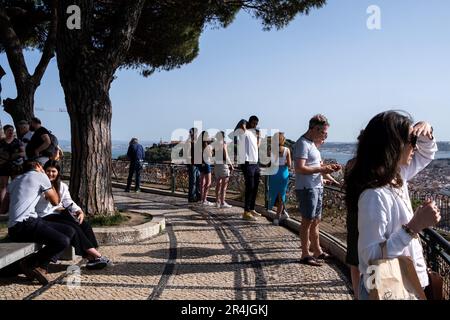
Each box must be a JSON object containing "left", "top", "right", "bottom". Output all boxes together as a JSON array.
[{"left": 170, "top": 164, "right": 176, "bottom": 194}]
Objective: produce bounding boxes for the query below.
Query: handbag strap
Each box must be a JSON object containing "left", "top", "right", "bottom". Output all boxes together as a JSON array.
[{"left": 379, "top": 241, "right": 388, "bottom": 259}]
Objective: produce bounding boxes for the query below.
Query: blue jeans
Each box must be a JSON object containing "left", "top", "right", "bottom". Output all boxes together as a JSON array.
[
  {"left": 126, "top": 160, "right": 142, "bottom": 191},
  {"left": 188, "top": 165, "right": 201, "bottom": 202}
]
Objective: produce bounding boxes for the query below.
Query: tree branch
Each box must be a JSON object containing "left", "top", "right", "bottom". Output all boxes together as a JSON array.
[
  {"left": 31, "top": 3, "right": 57, "bottom": 86},
  {"left": 102, "top": 0, "right": 146, "bottom": 70},
  {"left": 0, "top": 8, "right": 31, "bottom": 89}
]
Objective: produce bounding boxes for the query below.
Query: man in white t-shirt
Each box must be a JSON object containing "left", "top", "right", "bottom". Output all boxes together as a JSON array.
[
  {"left": 239, "top": 115, "right": 262, "bottom": 221},
  {"left": 3, "top": 160, "right": 75, "bottom": 285},
  {"left": 294, "top": 114, "right": 340, "bottom": 266}
]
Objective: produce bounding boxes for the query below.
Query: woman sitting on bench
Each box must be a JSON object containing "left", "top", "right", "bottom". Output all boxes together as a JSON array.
[{"left": 35, "top": 160, "right": 110, "bottom": 270}]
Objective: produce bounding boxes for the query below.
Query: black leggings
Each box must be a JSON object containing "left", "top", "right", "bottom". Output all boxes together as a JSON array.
[{"left": 43, "top": 213, "right": 99, "bottom": 258}]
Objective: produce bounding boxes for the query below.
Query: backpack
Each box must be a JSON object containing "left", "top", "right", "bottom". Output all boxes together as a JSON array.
[{"left": 42, "top": 131, "right": 60, "bottom": 158}]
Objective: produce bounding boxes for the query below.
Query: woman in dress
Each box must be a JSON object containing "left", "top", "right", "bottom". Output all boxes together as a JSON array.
[{"left": 268, "top": 132, "right": 292, "bottom": 225}]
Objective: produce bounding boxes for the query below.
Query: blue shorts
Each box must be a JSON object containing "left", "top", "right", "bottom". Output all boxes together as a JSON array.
[
  {"left": 296, "top": 188, "right": 323, "bottom": 220},
  {"left": 197, "top": 164, "right": 211, "bottom": 174}
]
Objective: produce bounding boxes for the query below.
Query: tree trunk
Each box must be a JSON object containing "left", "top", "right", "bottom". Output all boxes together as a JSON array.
[
  {"left": 3, "top": 83, "right": 36, "bottom": 126},
  {"left": 63, "top": 79, "right": 115, "bottom": 216},
  {"left": 55, "top": 0, "right": 145, "bottom": 216}
]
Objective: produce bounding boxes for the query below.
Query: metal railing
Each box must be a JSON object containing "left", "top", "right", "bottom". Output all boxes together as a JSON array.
[{"left": 62, "top": 158, "right": 450, "bottom": 299}]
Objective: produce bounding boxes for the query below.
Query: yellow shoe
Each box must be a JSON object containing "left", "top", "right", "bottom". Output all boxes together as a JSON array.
[{"left": 242, "top": 211, "right": 257, "bottom": 221}]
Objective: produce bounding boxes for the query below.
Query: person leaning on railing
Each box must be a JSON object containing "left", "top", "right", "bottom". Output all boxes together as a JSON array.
[{"left": 345, "top": 110, "right": 441, "bottom": 300}]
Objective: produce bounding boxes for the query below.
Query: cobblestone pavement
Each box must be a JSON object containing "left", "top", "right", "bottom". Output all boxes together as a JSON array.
[{"left": 0, "top": 189, "right": 353, "bottom": 300}]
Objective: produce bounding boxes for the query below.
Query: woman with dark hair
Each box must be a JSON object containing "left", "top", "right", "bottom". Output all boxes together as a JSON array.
[
  {"left": 345, "top": 111, "right": 440, "bottom": 299},
  {"left": 0, "top": 125, "right": 25, "bottom": 206},
  {"left": 35, "top": 160, "right": 111, "bottom": 270}
]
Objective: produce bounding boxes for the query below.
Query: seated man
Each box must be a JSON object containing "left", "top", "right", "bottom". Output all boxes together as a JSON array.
[{"left": 3, "top": 160, "right": 75, "bottom": 285}]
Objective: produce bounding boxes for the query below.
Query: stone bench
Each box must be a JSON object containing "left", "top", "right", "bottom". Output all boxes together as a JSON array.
[{"left": 0, "top": 242, "right": 75, "bottom": 271}]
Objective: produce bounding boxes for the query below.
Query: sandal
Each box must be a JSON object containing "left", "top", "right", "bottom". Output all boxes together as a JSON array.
[
  {"left": 315, "top": 252, "right": 331, "bottom": 260},
  {"left": 300, "top": 256, "right": 322, "bottom": 267}
]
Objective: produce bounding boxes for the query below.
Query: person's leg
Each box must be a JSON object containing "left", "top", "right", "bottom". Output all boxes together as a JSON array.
[
  {"left": 215, "top": 177, "right": 222, "bottom": 205},
  {"left": 300, "top": 218, "right": 313, "bottom": 258},
  {"left": 135, "top": 162, "right": 142, "bottom": 191},
  {"left": 30, "top": 219, "right": 74, "bottom": 268},
  {"left": 125, "top": 162, "right": 135, "bottom": 191},
  {"left": 310, "top": 189, "right": 325, "bottom": 257},
  {"left": 296, "top": 189, "right": 315, "bottom": 259},
  {"left": 351, "top": 265, "right": 361, "bottom": 300},
  {"left": 200, "top": 172, "right": 206, "bottom": 202},
  {"left": 310, "top": 218, "right": 322, "bottom": 256},
  {"left": 249, "top": 165, "right": 260, "bottom": 211},
  {"left": 276, "top": 194, "right": 283, "bottom": 219},
  {"left": 203, "top": 173, "right": 212, "bottom": 202},
  {"left": 44, "top": 215, "right": 96, "bottom": 258},
  {"left": 221, "top": 177, "right": 229, "bottom": 205},
  {"left": 243, "top": 164, "right": 252, "bottom": 212}
]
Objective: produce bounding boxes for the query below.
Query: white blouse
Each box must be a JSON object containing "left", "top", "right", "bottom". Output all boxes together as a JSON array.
[
  {"left": 358, "top": 136, "right": 438, "bottom": 288},
  {"left": 35, "top": 182, "right": 82, "bottom": 218}
]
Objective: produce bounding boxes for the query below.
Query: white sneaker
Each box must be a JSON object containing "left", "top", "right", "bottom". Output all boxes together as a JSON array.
[
  {"left": 273, "top": 219, "right": 279, "bottom": 226},
  {"left": 280, "top": 210, "right": 290, "bottom": 221},
  {"left": 216, "top": 202, "right": 221, "bottom": 208},
  {"left": 202, "top": 201, "right": 214, "bottom": 206},
  {"left": 221, "top": 202, "right": 232, "bottom": 209}
]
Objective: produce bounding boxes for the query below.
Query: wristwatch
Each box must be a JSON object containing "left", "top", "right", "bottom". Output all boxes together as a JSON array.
[{"left": 402, "top": 224, "right": 419, "bottom": 239}]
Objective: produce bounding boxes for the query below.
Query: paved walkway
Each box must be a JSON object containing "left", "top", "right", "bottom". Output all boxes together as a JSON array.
[{"left": 0, "top": 189, "right": 353, "bottom": 300}]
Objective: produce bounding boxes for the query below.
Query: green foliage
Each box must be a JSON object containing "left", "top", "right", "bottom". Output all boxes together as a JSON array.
[
  {"left": 88, "top": 212, "right": 129, "bottom": 227},
  {"left": 2, "top": 1, "right": 327, "bottom": 75},
  {"left": 0, "top": 0, "right": 53, "bottom": 52},
  {"left": 145, "top": 144, "right": 171, "bottom": 163}
]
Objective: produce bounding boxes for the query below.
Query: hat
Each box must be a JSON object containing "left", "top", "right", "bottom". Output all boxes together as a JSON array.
[{"left": 17, "top": 120, "right": 29, "bottom": 126}]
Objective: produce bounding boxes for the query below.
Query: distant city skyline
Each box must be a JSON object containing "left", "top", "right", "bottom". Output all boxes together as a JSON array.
[{"left": 1, "top": 0, "right": 449, "bottom": 142}]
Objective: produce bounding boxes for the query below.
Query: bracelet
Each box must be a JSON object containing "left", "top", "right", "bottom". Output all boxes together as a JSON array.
[{"left": 402, "top": 224, "right": 419, "bottom": 239}]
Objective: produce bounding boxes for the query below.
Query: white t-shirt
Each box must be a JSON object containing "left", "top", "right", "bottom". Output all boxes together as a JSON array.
[
  {"left": 7, "top": 170, "right": 52, "bottom": 228},
  {"left": 237, "top": 129, "right": 258, "bottom": 164},
  {"left": 35, "top": 182, "right": 82, "bottom": 218},
  {"left": 358, "top": 136, "right": 438, "bottom": 288}
]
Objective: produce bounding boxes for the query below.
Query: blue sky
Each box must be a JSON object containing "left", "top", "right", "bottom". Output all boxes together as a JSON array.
[{"left": 1, "top": 0, "right": 449, "bottom": 142}]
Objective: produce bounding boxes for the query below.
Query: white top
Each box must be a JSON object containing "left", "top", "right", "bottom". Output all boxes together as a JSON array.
[
  {"left": 358, "top": 136, "right": 438, "bottom": 288},
  {"left": 35, "top": 182, "right": 82, "bottom": 218},
  {"left": 271, "top": 147, "right": 288, "bottom": 166},
  {"left": 7, "top": 171, "right": 52, "bottom": 228},
  {"left": 237, "top": 129, "right": 258, "bottom": 164}
]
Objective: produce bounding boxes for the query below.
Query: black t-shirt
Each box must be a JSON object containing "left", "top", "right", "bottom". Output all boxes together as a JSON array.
[{"left": 26, "top": 126, "right": 50, "bottom": 158}]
